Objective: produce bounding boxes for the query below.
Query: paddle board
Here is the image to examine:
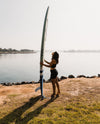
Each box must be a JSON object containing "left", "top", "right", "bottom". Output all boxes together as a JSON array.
[{"left": 35, "top": 6, "right": 49, "bottom": 99}]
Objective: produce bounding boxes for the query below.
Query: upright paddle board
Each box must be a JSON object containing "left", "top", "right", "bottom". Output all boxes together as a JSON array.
[
  {"left": 40, "top": 6, "right": 49, "bottom": 99},
  {"left": 35, "top": 6, "right": 49, "bottom": 99}
]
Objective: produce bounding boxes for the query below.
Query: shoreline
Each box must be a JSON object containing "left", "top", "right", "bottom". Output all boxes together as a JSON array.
[
  {"left": 0, "top": 74, "right": 100, "bottom": 86},
  {"left": 0, "top": 51, "right": 36, "bottom": 54},
  {"left": 0, "top": 48, "right": 36, "bottom": 54}
]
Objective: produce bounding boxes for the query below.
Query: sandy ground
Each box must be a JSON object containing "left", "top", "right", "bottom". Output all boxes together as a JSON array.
[{"left": 0, "top": 78, "right": 100, "bottom": 105}]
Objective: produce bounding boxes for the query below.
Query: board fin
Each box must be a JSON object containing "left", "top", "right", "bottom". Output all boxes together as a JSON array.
[{"left": 35, "top": 86, "right": 40, "bottom": 92}]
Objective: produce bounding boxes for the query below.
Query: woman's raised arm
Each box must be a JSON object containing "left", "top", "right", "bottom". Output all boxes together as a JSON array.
[{"left": 44, "top": 59, "right": 50, "bottom": 64}]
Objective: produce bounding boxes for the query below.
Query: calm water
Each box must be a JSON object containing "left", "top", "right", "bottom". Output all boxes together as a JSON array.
[{"left": 0, "top": 52, "right": 100, "bottom": 83}]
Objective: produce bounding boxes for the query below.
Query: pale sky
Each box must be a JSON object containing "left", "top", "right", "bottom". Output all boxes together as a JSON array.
[{"left": 0, "top": 0, "right": 100, "bottom": 50}]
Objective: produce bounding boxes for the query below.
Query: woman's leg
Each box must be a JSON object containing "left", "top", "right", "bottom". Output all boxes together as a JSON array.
[
  {"left": 51, "top": 79, "right": 56, "bottom": 96},
  {"left": 55, "top": 77, "right": 60, "bottom": 95}
]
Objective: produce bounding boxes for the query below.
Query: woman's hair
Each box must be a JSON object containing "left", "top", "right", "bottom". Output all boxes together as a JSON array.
[{"left": 52, "top": 51, "right": 59, "bottom": 64}]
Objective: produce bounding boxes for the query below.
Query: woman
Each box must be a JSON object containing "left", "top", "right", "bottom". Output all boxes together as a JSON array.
[{"left": 41, "top": 51, "right": 60, "bottom": 98}]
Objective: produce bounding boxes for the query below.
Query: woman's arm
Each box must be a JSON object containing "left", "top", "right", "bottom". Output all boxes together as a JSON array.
[
  {"left": 44, "top": 60, "right": 50, "bottom": 64},
  {"left": 40, "top": 59, "right": 56, "bottom": 68},
  {"left": 40, "top": 62, "right": 51, "bottom": 68}
]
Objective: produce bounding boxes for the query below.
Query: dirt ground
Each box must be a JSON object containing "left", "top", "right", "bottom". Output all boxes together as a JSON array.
[{"left": 0, "top": 78, "right": 100, "bottom": 105}]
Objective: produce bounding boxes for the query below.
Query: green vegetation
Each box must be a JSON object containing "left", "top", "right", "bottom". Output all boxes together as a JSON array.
[
  {"left": 0, "top": 95, "right": 100, "bottom": 124},
  {"left": 0, "top": 48, "right": 35, "bottom": 54}
]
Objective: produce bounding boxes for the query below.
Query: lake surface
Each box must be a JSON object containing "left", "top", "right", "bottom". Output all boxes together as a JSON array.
[{"left": 0, "top": 52, "right": 100, "bottom": 83}]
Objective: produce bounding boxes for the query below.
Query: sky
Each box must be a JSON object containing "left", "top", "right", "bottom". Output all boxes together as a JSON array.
[{"left": 0, "top": 0, "right": 100, "bottom": 50}]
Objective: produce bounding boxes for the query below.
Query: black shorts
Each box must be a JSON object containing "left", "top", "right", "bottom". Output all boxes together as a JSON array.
[{"left": 50, "top": 69, "right": 58, "bottom": 79}]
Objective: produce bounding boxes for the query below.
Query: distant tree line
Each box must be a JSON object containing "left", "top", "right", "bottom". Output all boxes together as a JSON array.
[{"left": 0, "top": 48, "right": 35, "bottom": 54}]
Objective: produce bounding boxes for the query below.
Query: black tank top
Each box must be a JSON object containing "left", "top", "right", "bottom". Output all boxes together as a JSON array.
[{"left": 51, "top": 64, "right": 56, "bottom": 68}]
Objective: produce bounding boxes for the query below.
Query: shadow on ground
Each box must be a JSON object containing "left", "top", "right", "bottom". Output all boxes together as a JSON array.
[{"left": 0, "top": 95, "right": 57, "bottom": 124}]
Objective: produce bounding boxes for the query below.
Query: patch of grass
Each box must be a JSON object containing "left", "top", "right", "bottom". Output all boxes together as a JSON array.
[
  {"left": 41, "top": 108, "right": 57, "bottom": 117},
  {"left": 0, "top": 95, "right": 100, "bottom": 124},
  {"left": 64, "top": 102, "right": 100, "bottom": 123},
  {"left": 8, "top": 94, "right": 20, "bottom": 97}
]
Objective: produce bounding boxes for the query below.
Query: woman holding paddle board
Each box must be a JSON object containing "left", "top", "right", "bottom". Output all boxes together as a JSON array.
[{"left": 41, "top": 51, "right": 60, "bottom": 98}]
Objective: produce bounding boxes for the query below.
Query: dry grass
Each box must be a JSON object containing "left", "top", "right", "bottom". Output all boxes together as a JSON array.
[{"left": 0, "top": 78, "right": 100, "bottom": 123}]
